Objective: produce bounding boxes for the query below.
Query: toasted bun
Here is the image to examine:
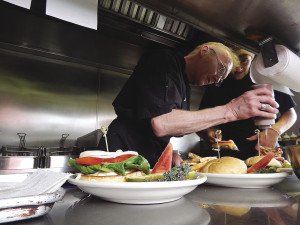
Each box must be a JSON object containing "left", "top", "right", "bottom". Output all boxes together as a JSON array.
[
  {"left": 79, "top": 174, "right": 126, "bottom": 182},
  {"left": 214, "top": 205, "right": 250, "bottom": 216},
  {"left": 200, "top": 157, "right": 247, "bottom": 174},
  {"left": 77, "top": 171, "right": 145, "bottom": 182},
  {"left": 245, "top": 156, "right": 282, "bottom": 167}
]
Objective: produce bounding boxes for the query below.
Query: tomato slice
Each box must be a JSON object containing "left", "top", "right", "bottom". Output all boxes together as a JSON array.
[
  {"left": 75, "top": 154, "right": 136, "bottom": 165},
  {"left": 247, "top": 152, "right": 275, "bottom": 173},
  {"left": 151, "top": 143, "right": 173, "bottom": 174}
]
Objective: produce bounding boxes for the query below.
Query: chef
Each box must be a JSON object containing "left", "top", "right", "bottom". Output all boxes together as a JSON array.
[{"left": 98, "top": 42, "right": 278, "bottom": 166}]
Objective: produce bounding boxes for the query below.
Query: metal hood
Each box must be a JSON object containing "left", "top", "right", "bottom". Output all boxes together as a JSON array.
[{"left": 133, "top": 0, "right": 300, "bottom": 53}]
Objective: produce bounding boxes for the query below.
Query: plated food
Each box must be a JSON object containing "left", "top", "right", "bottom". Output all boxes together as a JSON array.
[
  {"left": 182, "top": 151, "right": 292, "bottom": 188},
  {"left": 184, "top": 151, "right": 292, "bottom": 175},
  {"left": 67, "top": 143, "right": 207, "bottom": 204},
  {"left": 68, "top": 143, "right": 200, "bottom": 183},
  {"left": 200, "top": 157, "right": 247, "bottom": 174},
  {"left": 68, "top": 150, "right": 149, "bottom": 182}
]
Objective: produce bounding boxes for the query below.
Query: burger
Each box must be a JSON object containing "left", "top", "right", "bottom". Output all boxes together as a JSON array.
[
  {"left": 68, "top": 150, "right": 151, "bottom": 182},
  {"left": 199, "top": 157, "right": 247, "bottom": 174}
]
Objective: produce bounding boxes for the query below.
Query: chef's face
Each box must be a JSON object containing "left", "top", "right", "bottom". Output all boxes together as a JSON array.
[
  {"left": 233, "top": 53, "right": 253, "bottom": 80},
  {"left": 193, "top": 48, "right": 232, "bottom": 86}
]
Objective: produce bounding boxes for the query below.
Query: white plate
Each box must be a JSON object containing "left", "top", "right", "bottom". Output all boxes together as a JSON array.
[
  {"left": 200, "top": 172, "right": 289, "bottom": 188},
  {"left": 68, "top": 175, "right": 207, "bottom": 204}
]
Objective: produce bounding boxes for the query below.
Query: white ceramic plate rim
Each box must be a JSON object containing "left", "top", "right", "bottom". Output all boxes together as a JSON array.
[
  {"left": 199, "top": 172, "right": 289, "bottom": 188},
  {"left": 68, "top": 174, "right": 207, "bottom": 189},
  {"left": 200, "top": 172, "right": 289, "bottom": 179}
]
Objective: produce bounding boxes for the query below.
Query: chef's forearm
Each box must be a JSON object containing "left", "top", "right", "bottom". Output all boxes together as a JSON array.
[
  {"left": 151, "top": 106, "right": 235, "bottom": 137},
  {"left": 272, "top": 108, "right": 297, "bottom": 135}
]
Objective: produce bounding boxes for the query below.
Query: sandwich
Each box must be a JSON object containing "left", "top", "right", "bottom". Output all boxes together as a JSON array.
[
  {"left": 199, "top": 157, "right": 247, "bottom": 174},
  {"left": 245, "top": 153, "right": 291, "bottom": 173},
  {"left": 181, "top": 152, "right": 217, "bottom": 172},
  {"left": 211, "top": 140, "right": 239, "bottom": 151},
  {"left": 68, "top": 150, "right": 151, "bottom": 182},
  {"left": 69, "top": 143, "right": 199, "bottom": 182},
  {"left": 259, "top": 146, "right": 284, "bottom": 158}
]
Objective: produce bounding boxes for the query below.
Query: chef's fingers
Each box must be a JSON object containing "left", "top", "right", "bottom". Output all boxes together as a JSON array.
[
  {"left": 256, "top": 96, "right": 279, "bottom": 109},
  {"left": 246, "top": 134, "right": 258, "bottom": 141},
  {"left": 251, "top": 86, "right": 273, "bottom": 97}
]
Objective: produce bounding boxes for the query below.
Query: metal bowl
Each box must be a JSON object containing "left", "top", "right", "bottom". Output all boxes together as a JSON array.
[{"left": 285, "top": 145, "right": 300, "bottom": 180}]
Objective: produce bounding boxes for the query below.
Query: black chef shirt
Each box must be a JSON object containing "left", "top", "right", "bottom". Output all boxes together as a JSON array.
[
  {"left": 98, "top": 49, "right": 190, "bottom": 166},
  {"left": 199, "top": 75, "right": 296, "bottom": 159}
]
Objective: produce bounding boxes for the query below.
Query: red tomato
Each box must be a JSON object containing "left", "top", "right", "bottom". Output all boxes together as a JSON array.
[
  {"left": 75, "top": 154, "right": 136, "bottom": 165},
  {"left": 247, "top": 152, "right": 275, "bottom": 173},
  {"left": 151, "top": 143, "right": 173, "bottom": 174}
]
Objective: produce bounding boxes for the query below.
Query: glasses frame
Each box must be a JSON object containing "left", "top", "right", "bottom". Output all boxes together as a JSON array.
[{"left": 210, "top": 49, "right": 228, "bottom": 87}]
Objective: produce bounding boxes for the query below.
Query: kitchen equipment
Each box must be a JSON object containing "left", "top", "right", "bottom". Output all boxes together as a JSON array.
[
  {"left": 285, "top": 145, "right": 300, "bottom": 180},
  {"left": 0, "top": 133, "right": 80, "bottom": 174},
  {"left": 0, "top": 133, "right": 44, "bottom": 174},
  {"left": 75, "top": 129, "right": 102, "bottom": 150}
]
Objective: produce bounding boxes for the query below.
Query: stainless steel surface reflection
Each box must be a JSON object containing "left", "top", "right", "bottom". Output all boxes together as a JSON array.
[
  {"left": 286, "top": 145, "right": 300, "bottom": 180},
  {"left": 186, "top": 185, "right": 298, "bottom": 225},
  {"left": 188, "top": 186, "right": 293, "bottom": 208},
  {"left": 65, "top": 195, "right": 210, "bottom": 225}
]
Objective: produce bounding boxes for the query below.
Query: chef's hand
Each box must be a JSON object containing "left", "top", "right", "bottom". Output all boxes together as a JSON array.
[
  {"left": 172, "top": 151, "right": 183, "bottom": 166},
  {"left": 246, "top": 128, "right": 279, "bottom": 150},
  {"left": 199, "top": 129, "right": 222, "bottom": 144},
  {"left": 226, "top": 87, "right": 279, "bottom": 120}
]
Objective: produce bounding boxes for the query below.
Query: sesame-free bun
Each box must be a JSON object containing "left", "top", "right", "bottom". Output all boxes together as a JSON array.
[
  {"left": 213, "top": 205, "right": 250, "bottom": 217},
  {"left": 245, "top": 156, "right": 282, "bottom": 167},
  {"left": 79, "top": 174, "right": 126, "bottom": 182},
  {"left": 77, "top": 171, "right": 145, "bottom": 182},
  {"left": 200, "top": 157, "right": 247, "bottom": 174}
]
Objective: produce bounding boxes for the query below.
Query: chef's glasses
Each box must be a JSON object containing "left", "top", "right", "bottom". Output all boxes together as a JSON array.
[{"left": 210, "top": 49, "right": 228, "bottom": 87}]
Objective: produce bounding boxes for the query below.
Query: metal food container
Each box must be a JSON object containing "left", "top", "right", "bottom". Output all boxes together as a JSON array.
[
  {"left": 0, "top": 144, "right": 43, "bottom": 174},
  {"left": 0, "top": 155, "right": 39, "bottom": 169},
  {"left": 76, "top": 129, "right": 102, "bottom": 150},
  {"left": 0, "top": 133, "right": 78, "bottom": 173},
  {"left": 43, "top": 146, "right": 78, "bottom": 173},
  {"left": 0, "top": 131, "right": 102, "bottom": 174}
]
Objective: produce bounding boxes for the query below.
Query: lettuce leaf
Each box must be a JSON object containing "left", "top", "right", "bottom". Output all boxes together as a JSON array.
[{"left": 68, "top": 155, "right": 150, "bottom": 176}]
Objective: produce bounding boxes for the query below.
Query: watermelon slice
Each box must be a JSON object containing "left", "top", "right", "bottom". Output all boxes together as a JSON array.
[
  {"left": 151, "top": 143, "right": 173, "bottom": 174},
  {"left": 247, "top": 152, "right": 275, "bottom": 173}
]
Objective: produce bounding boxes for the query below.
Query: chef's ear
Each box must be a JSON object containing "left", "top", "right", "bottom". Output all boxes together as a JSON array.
[{"left": 199, "top": 45, "right": 210, "bottom": 56}]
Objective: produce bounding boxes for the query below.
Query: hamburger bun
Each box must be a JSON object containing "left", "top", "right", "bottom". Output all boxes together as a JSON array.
[
  {"left": 213, "top": 205, "right": 250, "bottom": 216},
  {"left": 77, "top": 171, "right": 145, "bottom": 182},
  {"left": 245, "top": 156, "right": 282, "bottom": 167},
  {"left": 200, "top": 157, "right": 247, "bottom": 174}
]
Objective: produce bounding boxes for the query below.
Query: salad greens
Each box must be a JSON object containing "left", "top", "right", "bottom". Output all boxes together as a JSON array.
[
  {"left": 255, "top": 161, "right": 292, "bottom": 174},
  {"left": 68, "top": 155, "right": 150, "bottom": 176}
]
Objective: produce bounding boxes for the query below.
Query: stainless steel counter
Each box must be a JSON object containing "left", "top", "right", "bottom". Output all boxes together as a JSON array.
[{"left": 6, "top": 175, "right": 300, "bottom": 225}]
